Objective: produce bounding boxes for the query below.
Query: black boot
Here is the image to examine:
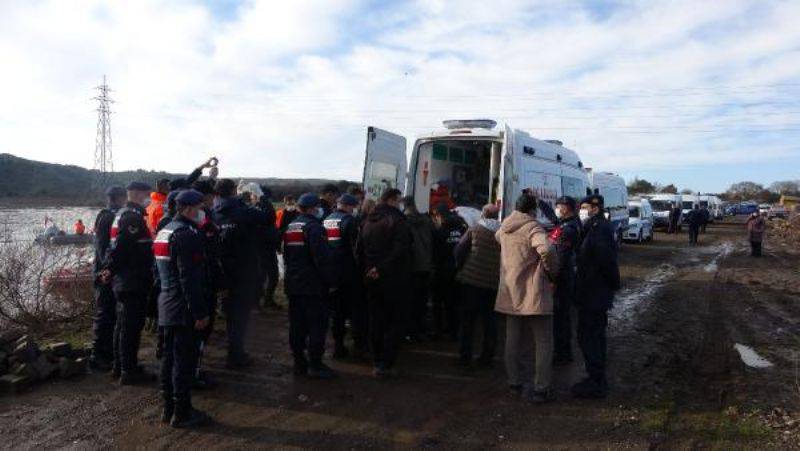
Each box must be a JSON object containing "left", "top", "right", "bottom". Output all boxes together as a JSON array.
[
  {"left": 308, "top": 362, "right": 337, "bottom": 380},
  {"left": 293, "top": 356, "right": 309, "bottom": 376},
  {"left": 333, "top": 343, "right": 349, "bottom": 360},
  {"left": 170, "top": 396, "right": 209, "bottom": 428},
  {"left": 160, "top": 391, "right": 174, "bottom": 424}
]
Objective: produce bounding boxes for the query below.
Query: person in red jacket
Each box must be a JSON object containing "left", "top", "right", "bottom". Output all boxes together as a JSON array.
[{"left": 146, "top": 178, "right": 171, "bottom": 234}]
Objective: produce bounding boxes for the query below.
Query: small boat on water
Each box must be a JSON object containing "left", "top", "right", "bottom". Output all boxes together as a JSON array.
[{"left": 35, "top": 233, "right": 94, "bottom": 246}]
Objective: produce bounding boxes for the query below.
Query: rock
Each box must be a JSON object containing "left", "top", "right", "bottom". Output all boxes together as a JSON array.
[
  {"left": 0, "top": 374, "right": 30, "bottom": 395},
  {"left": 12, "top": 337, "right": 39, "bottom": 363},
  {"left": 44, "top": 342, "right": 72, "bottom": 358},
  {"left": 31, "top": 355, "right": 58, "bottom": 380},
  {"left": 59, "top": 357, "right": 87, "bottom": 378}
]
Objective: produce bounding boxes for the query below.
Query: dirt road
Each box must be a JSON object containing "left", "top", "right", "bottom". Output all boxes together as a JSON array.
[{"left": 2, "top": 221, "right": 799, "bottom": 449}]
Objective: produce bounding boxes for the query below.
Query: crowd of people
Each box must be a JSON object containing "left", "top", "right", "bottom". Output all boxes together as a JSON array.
[{"left": 88, "top": 157, "right": 622, "bottom": 429}]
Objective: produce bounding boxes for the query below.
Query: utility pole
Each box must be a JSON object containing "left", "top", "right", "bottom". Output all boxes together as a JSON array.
[{"left": 93, "top": 75, "right": 114, "bottom": 178}]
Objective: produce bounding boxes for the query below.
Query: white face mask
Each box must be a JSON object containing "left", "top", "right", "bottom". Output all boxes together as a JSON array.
[
  {"left": 555, "top": 209, "right": 563, "bottom": 219},
  {"left": 579, "top": 209, "right": 590, "bottom": 222},
  {"left": 352, "top": 208, "right": 359, "bottom": 217},
  {"left": 195, "top": 209, "right": 206, "bottom": 225},
  {"left": 315, "top": 207, "right": 324, "bottom": 219}
]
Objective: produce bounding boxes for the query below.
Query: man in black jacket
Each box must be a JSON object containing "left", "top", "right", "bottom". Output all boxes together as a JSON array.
[
  {"left": 89, "top": 186, "right": 126, "bottom": 372},
  {"left": 154, "top": 189, "right": 210, "bottom": 428},
  {"left": 686, "top": 204, "right": 703, "bottom": 245},
  {"left": 358, "top": 189, "right": 412, "bottom": 378},
  {"left": 552, "top": 196, "right": 581, "bottom": 365},
  {"left": 431, "top": 202, "right": 468, "bottom": 340},
  {"left": 256, "top": 186, "right": 281, "bottom": 311},
  {"left": 212, "top": 179, "right": 270, "bottom": 368},
  {"left": 284, "top": 193, "right": 337, "bottom": 379},
  {"left": 573, "top": 194, "right": 620, "bottom": 398},
  {"left": 102, "top": 181, "right": 155, "bottom": 385}
]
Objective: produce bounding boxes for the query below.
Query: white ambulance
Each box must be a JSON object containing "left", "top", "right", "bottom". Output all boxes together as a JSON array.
[{"left": 362, "top": 119, "right": 590, "bottom": 223}]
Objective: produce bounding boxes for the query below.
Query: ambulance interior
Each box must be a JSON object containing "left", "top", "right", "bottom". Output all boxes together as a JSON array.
[{"left": 412, "top": 139, "right": 502, "bottom": 213}]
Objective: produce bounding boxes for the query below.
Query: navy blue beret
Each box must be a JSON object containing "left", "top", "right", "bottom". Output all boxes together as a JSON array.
[
  {"left": 297, "top": 192, "right": 320, "bottom": 208},
  {"left": 580, "top": 194, "right": 604, "bottom": 207},
  {"left": 175, "top": 189, "right": 204, "bottom": 206},
  {"left": 105, "top": 185, "right": 126, "bottom": 197},
  {"left": 337, "top": 193, "right": 359, "bottom": 206}
]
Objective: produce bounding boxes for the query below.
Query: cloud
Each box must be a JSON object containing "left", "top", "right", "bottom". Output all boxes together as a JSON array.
[{"left": 0, "top": 0, "right": 798, "bottom": 191}]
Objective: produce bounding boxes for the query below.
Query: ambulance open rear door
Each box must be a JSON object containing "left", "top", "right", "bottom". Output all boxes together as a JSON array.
[{"left": 363, "top": 126, "right": 407, "bottom": 202}]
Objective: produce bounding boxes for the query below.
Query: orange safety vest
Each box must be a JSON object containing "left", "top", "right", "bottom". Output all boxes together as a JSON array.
[{"left": 145, "top": 192, "right": 167, "bottom": 234}]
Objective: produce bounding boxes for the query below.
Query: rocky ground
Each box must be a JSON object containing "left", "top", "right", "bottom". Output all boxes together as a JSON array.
[{"left": 1, "top": 219, "right": 799, "bottom": 450}]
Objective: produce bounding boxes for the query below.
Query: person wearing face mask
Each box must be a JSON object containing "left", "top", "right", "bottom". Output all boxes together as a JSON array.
[
  {"left": 276, "top": 195, "right": 300, "bottom": 235},
  {"left": 495, "top": 192, "right": 558, "bottom": 403},
  {"left": 551, "top": 196, "right": 581, "bottom": 366},
  {"left": 153, "top": 189, "right": 211, "bottom": 428},
  {"left": 284, "top": 193, "right": 338, "bottom": 379},
  {"left": 319, "top": 184, "right": 340, "bottom": 219},
  {"left": 100, "top": 181, "right": 156, "bottom": 385},
  {"left": 212, "top": 178, "right": 270, "bottom": 369},
  {"left": 573, "top": 194, "right": 620, "bottom": 399}
]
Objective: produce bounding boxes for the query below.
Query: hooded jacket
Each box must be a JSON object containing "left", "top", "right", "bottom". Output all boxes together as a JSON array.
[
  {"left": 145, "top": 192, "right": 167, "bottom": 234},
  {"left": 494, "top": 211, "right": 557, "bottom": 315}
]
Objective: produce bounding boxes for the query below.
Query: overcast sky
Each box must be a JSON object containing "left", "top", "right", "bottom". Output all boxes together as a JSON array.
[{"left": 1, "top": 0, "right": 798, "bottom": 192}]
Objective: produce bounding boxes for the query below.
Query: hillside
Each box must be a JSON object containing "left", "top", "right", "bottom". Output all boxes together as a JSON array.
[{"left": 0, "top": 153, "right": 355, "bottom": 207}]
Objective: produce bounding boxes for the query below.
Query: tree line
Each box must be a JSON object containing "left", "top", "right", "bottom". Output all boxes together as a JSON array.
[{"left": 626, "top": 176, "right": 800, "bottom": 203}]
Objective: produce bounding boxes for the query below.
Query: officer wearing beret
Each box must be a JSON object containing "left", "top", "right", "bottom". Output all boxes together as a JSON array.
[
  {"left": 324, "top": 193, "right": 361, "bottom": 358},
  {"left": 154, "top": 189, "right": 211, "bottom": 428},
  {"left": 88, "top": 186, "right": 127, "bottom": 372},
  {"left": 552, "top": 196, "right": 582, "bottom": 365},
  {"left": 102, "top": 181, "right": 156, "bottom": 384},
  {"left": 283, "top": 193, "right": 337, "bottom": 379},
  {"left": 572, "top": 194, "right": 620, "bottom": 398}
]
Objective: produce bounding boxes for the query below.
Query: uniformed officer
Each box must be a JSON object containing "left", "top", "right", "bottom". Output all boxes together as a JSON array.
[
  {"left": 431, "top": 202, "right": 468, "bottom": 340},
  {"left": 284, "top": 193, "right": 337, "bottom": 379},
  {"left": 551, "top": 196, "right": 581, "bottom": 365},
  {"left": 324, "top": 194, "right": 361, "bottom": 359},
  {"left": 88, "top": 186, "right": 126, "bottom": 372},
  {"left": 573, "top": 194, "right": 620, "bottom": 398},
  {"left": 212, "top": 178, "right": 270, "bottom": 368},
  {"left": 102, "top": 181, "right": 155, "bottom": 385},
  {"left": 153, "top": 189, "right": 211, "bottom": 428}
]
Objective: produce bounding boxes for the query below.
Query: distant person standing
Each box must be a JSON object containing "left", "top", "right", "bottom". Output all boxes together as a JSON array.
[
  {"left": 284, "top": 193, "right": 338, "bottom": 379},
  {"left": 102, "top": 181, "right": 155, "bottom": 384},
  {"left": 74, "top": 219, "right": 86, "bottom": 235},
  {"left": 746, "top": 212, "right": 767, "bottom": 257},
  {"left": 88, "top": 186, "right": 126, "bottom": 372},
  {"left": 686, "top": 204, "right": 702, "bottom": 245},
  {"left": 403, "top": 196, "right": 435, "bottom": 342},
  {"left": 667, "top": 203, "right": 681, "bottom": 234},
  {"left": 153, "top": 190, "right": 211, "bottom": 428},
  {"left": 573, "top": 194, "right": 620, "bottom": 399},
  {"left": 495, "top": 192, "right": 557, "bottom": 403},
  {"left": 454, "top": 204, "right": 501, "bottom": 368},
  {"left": 359, "top": 189, "right": 412, "bottom": 378},
  {"left": 700, "top": 206, "right": 710, "bottom": 234}
]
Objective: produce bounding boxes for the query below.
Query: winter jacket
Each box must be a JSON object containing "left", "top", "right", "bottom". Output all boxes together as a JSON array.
[
  {"left": 105, "top": 202, "right": 154, "bottom": 293},
  {"left": 93, "top": 206, "right": 119, "bottom": 276},
  {"left": 145, "top": 192, "right": 167, "bottom": 234},
  {"left": 212, "top": 196, "right": 268, "bottom": 289},
  {"left": 746, "top": 215, "right": 766, "bottom": 242},
  {"left": 433, "top": 213, "right": 468, "bottom": 276},
  {"left": 405, "top": 211, "right": 435, "bottom": 273},
  {"left": 575, "top": 213, "right": 621, "bottom": 311},
  {"left": 494, "top": 211, "right": 557, "bottom": 316},
  {"left": 324, "top": 210, "right": 359, "bottom": 285},
  {"left": 455, "top": 218, "right": 501, "bottom": 290},
  {"left": 551, "top": 215, "right": 581, "bottom": 301},
  {"left": 358, "top": 203, "right": 412, "bottom": 284},
  {"left": 283, "top": 213, "right": 336, "bottom": 296}
]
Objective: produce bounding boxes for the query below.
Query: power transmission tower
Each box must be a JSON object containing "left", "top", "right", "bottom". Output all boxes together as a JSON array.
[{"left": 93, "top": 75, "right": 114, "bottom": 182}]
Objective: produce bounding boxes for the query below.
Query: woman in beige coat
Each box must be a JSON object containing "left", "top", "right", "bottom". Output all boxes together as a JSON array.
[{"left": 495, "top": 192, "right": 558, "bottom": 403}]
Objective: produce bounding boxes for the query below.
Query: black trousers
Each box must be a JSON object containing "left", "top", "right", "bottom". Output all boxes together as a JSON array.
[
  {"left": 225, "top": 281, "right": 255, "bottom": 361},
  {"left": 458, "top": 284, "right": 497, "bottom": 361},
  {"left": 160, "top": 325, "right": 196, "bottom": 400},
  {"left": 410, "top": 271, "right": 431, "bottom": 336},
  {"left": 433, "top": 271, "right": 459, "bottom": 337},
  {"left": 750, "top": 241, "right": 762, "bottom": 257},
  {"left": 367, "top": 279, "right": 406, "bottom": 369},
  {"left": 92, "top": 284, "right": 117, "bottom": 363},
  {"left": 330, "top": 281, "right": 356, "bottom": 347},
  {"left": 289, "top": 295, "right": 329, "bottom": 365},
  {"left": 577, "top": 308, "right": 608, "bottom": 383},
  {"left": 553, "top": 288, "right": 573, "bottom": 360},
  {"left": 263, "top": 251, "right": 279, "bottom": 303},
  {"left": 688, "top": 225, "right": 699, "bottom": 244},
  {"left": 113, "top": 290, "right": 147, "bottom": 373},
  {"left": 350, "top": 279, "right": 369, "bottom": 351}
]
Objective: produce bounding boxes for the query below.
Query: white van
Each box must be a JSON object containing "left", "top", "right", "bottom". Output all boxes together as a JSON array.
[
  {"left": 648, "top": 193, "right": 683, "bottom": 230},
  {"left": 697, "top": 195, "right": 723, "bottom": 222},
  {"left": 587, "top": 171, "right": 628, "bottom": 243},
  {"left": 624, "top": 199, "right": 654, "bottom": 243},
  {"left": 362, "top": 120, "right": 590, "bottom": 222}
]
